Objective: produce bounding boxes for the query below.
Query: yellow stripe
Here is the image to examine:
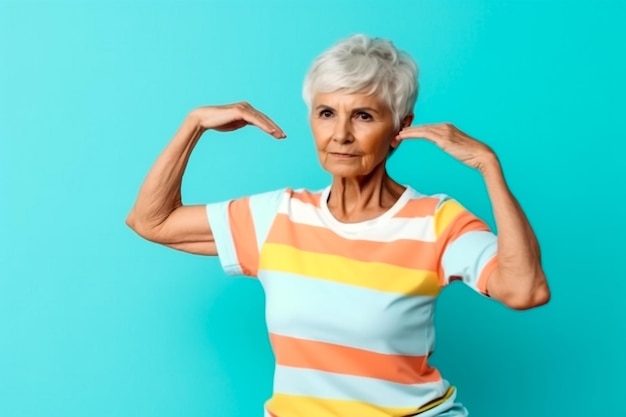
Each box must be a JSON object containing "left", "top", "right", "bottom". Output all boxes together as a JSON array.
[
  {"left": 267, "top": 387, "right": 455, "bottom": 417},
  {"left": 415, "top": 386, "right": 456, "bottom": 413},
  {"left": 259, "top": 243, "right": 441, "bottom": 296},
  {"left": 434, "top": 200, "right": 465, "bottom": 237},
  {"left": 267, "top": 394, "right": 417, "bottom": 417}
]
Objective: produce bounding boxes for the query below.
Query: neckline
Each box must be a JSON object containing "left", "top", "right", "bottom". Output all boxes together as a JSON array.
[{"left": 319, "top": 185, "right": 412, "bottom": 233}]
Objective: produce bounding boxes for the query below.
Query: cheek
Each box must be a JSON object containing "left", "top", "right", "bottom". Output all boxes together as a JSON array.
[
  {"left": 363, "top": 137, "right": 393, "bottom": 167},
  {"left": 310, "top": 123, "right": 330, "bottom": 149},
  {"left": 359, "top": 129, "right": 393, "bottom": 155}
]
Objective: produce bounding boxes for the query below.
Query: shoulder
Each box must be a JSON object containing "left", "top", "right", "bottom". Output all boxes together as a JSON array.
[
  {"left": 394, "top": 186, "right": 457, "bottom": 219},
  {"left": 286, "top": 187, "right": 329, "bottom": 208},
  {"left": 247, "top": 186, "right": 328, "bottom": 213}
]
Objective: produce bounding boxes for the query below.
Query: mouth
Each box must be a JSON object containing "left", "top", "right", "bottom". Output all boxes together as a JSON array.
[{"left": 329, "top": 152, "right": 359, "bottom": 158}]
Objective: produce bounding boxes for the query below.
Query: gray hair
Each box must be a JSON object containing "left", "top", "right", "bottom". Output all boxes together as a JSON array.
[{"left": 302, "top": 34, "right": 419, "bottom": 130}]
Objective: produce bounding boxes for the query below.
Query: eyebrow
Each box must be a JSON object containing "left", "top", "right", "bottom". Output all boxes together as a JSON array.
[{"left": 314, "top": 105, "right": 382, "bottom": 115}]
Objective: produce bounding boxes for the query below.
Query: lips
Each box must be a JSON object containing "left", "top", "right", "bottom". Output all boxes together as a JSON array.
[{"left": 329, "top": 152, "right": 359, "bottom": 158}]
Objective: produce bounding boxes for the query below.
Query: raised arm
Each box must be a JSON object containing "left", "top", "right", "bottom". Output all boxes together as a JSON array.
[
  {"left": 125, "top": 102, "right": 286, "bottom": 255},
  {"left": 477, "top": 155, "right": 550, "bottom": 309},
  {"left": 397, "top": 123, "right": 550, "bottom": 310}
]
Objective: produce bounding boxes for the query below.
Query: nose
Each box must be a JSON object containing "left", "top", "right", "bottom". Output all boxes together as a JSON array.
[{"left": 332, "top": 116, "right": 354, "bottom": 144}]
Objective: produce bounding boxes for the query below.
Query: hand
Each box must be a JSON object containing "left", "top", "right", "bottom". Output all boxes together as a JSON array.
[
  {"left": 190, "top": 102, "right": 286, "bottom": 139},
  {"left": 396, "top": 123, "right": 497, "bottom": 172}
]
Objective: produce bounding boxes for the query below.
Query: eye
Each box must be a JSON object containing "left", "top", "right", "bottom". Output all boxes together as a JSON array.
[
  {"left": 319, "top": 109, "right": 333, "bottom": 118},
  {"left": 355, "top": 112, "right": 373, "bottom": 121}
]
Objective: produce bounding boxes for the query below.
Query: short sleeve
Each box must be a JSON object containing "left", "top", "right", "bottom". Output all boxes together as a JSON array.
[
  {"left": 434, "top": 196, "right": 498, "bottom": 296},
  {"left": 206, "top": 188, "right": 285, "bottom": 278}
]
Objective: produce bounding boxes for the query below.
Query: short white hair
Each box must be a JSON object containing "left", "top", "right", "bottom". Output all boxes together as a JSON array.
[{"left": 302, "top": 34, "right": 419, "bottom": 130}]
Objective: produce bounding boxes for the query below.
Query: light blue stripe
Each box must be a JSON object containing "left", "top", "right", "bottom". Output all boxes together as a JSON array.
[
  {"left": 273, "top": 365, "right": 450, "bottom": 409},
  {"left": 248, "top": 188, "right": 286, "bottom": 252},
  {"left": 205, "top": 201, "right": 242, "bottom": 276},
  {"left": 261, "top": 271, "right": 436, "bottom": 355},
  {"left": 442, "top": 230, "right": 497, "bottom": 292}
]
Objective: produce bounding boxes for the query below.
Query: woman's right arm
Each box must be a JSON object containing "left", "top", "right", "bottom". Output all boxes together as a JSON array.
[{"left": 125, "top": 103, "right": 286, "bottom": 256}]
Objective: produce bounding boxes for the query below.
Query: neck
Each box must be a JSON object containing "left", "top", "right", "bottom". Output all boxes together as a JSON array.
[{"left": 327, "top": 162, "right": 406, "bottom": 223}]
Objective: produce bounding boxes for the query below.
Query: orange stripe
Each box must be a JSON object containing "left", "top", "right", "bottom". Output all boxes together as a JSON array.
[
  {"left": 435, "top": 210, "right": 492, "bottom": 285},
  {"left": 394, "top": 197, "right": 440, "bottom": 218},
  {"left": 477, "top": 256, "right": 498, "bottom": 295},
  {"left": 228, "top": 198, "right": 259, "bottom": 277},
  {"left": 265, "top": 215, "right": 438, "bottom": 271},
  {"left": 270, "top": 333, "right": 441, "bottom": 385},
  {"left": 291, "top": 189, "right": 322, "bottom": 208}
]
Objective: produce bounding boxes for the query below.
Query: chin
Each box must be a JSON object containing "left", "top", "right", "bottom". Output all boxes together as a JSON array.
[{"left": 321, "top": 163, "right": 368, "bottom": 178}]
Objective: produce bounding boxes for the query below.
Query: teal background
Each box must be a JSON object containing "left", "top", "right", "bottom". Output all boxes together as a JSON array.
[{"left": 1, "top": 0, "right": 624, "bottom": 416}]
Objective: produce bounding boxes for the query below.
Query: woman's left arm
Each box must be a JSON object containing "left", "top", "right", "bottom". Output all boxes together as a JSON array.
[
  {"left": 477, "top": 153, "right": 550, "bottom": 309},
  {"left": 397, "top": 123, "right": 550, "bottom": 310}
]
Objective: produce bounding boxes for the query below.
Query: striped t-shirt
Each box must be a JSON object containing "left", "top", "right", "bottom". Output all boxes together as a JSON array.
[{"left": 206, "top": 185, "right": 498, "bottom": 417}]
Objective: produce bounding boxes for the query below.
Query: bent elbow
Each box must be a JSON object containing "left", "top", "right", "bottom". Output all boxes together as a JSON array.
[
  {"left": 125, "top": 211, "right": 158, "bottom": 241},
  {"left": 125, "top": 211, "right": 136, "bottom": 229},
  {"left": 125, "top": 210, "right": 145, "bottom": 235},
  {"left": 506, "top": 284, "right": 551, "bottom": 311},
  {"left": 534, "top": 285, "right": 551, "bottom": 307}
]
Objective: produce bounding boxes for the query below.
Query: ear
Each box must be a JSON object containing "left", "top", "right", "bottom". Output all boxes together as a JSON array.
[
  {"left": 401, "top": 113, "right": 414, "bottom": 129},
  {"left": 391, "top": 113, "right": 414, "bottom": 149}
]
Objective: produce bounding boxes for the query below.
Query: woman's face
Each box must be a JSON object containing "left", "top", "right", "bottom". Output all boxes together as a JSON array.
[{"left": 310, "top": 90, "right": 402, "bottom": 178}]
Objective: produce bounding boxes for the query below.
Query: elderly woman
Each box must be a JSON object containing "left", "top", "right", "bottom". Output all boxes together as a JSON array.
[{"left": 126, "top": 35, "right": 550, "bottom": 417}]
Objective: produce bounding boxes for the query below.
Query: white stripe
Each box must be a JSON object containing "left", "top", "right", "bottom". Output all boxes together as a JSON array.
[
  {"left": 249, "top": 188, "right": 286, "bottom": 252},
  {"left": 273, "top": 365, "right": 450, "bottom": 409},
  {"left": 278, "top": 198, "right": 437, "bottom": 242},
  {"left": 262, "top": 272, "right": 436, "bottom": 356}
]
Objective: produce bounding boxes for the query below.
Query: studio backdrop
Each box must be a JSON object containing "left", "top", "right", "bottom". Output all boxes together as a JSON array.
[{"left": 1, "top": 1, "right": 624, "bottom": 416}]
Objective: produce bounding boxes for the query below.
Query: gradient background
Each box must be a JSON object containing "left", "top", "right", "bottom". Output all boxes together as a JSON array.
[{"left": 1, "top": 1, "right": 624, "bottom": 416}]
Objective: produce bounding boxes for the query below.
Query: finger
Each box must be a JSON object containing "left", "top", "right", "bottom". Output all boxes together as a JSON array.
[
  {"left": 396, "top": 126, "right": 440, "bottom": 143},
  {"left": 241, "top": 108, "right": 286, "bottom": 139},
  {"left": 240, "top": 110, "right": 275, "bottom": 134},
  {"left": 254, "top": 111, "right": 287, "bottom": 139}
]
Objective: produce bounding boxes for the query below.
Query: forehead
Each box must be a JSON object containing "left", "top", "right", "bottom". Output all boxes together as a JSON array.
[{"left": 312, "top": 90, "right": 388, "bottom": 111}]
